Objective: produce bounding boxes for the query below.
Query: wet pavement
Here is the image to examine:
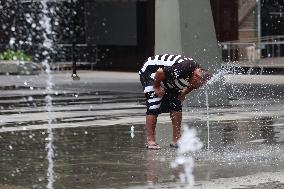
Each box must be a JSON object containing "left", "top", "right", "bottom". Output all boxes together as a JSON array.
[{"left": 0, "top": 71, "right": 284, "bottom": 189}]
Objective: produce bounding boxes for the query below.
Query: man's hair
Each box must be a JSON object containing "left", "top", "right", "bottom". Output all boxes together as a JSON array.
[{"left": 200, "top": 69, "right": 212, "bottom": 83}]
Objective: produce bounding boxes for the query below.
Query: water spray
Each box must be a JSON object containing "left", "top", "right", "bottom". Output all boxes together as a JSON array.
[{"left": 171, "top": 125, "right": 203, "bottom": 189}]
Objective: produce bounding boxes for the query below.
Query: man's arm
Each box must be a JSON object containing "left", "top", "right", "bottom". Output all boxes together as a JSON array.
[
  {"left": 153, "top": 68, "right": 165, "bottom": 97},
  {"left": 183, "top": 86, "right": 195, "bottom": 94},
  {"left": 153, "top": 68, "right": 165, "bottom": 87}
]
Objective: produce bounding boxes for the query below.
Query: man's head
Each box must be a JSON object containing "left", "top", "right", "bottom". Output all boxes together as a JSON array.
[{"left": 188, "top": 68, "right": 212, "bottom": 89}]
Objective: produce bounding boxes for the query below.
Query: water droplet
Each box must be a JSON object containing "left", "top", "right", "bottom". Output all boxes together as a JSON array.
[{"left": 9, "top": 38, "right": 15, "bottom": 46}]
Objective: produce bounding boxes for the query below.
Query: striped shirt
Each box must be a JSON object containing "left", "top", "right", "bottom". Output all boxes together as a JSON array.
[{"left": 139, "top": 54, "right": 199, "bottom": 92}]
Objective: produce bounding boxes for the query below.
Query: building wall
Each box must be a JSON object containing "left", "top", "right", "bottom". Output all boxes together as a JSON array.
[
  {"left": 210, "top": 0, "right": 239, "bottom": 42},
  {"left": 237, "top": 0, "right": 284, "bottom": 41},
  {"left": 261, "top": 0, "right": 284, "bottom": 36},
  {"left": 0, "top": 0, "right": 244, "bottom": 71}
]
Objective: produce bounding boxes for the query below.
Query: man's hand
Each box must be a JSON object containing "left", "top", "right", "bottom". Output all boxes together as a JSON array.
[
  {"left": 154, "top": 68, "right": 165, "bottom": 82},
  {"left": 177, "top": 86, "right": 195, "bottom": 101},
  {"left": 178, "top": 88, "right": 188, "bottom": 101},
  {"left": 153, "top": 68, "right": 165, "bottom": 97},
  {"left": 154, "top": 86, "right": 165, "bottom": 97}
]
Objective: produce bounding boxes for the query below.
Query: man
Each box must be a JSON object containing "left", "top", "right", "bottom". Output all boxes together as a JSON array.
[{"left": 139, "top": 54, "right": 211, "bottom": 149}]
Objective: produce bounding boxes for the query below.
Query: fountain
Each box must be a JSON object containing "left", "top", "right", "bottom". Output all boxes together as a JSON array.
[
  {"left": 39, "top": 1, "right": 55, "bottom": 188},
  {"left": 6, "top": 0, "right": 59, "bottom": 188},
  {"left": 171, "top": 70, "right": 228, "bottom": 187},
  {"left": 0, "top": 1, "right": 283, "bottom": 189},
  {"left": 130, "top": 125, "right": 135, "bottom": 139},
  {"left": 205, "top": 88, "right": 210, "bottom": 151},
  {"left": 0, "top": 1, "right": 79, "bottom": 187},
  {"left": 204, "top": 69, "right": 229, "bottom": 150},
  {"left": 171, "top": 126, "right": 203, "bottom": 188}
]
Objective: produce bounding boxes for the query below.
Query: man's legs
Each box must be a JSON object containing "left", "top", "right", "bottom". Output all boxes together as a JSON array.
[
  {"left": 145, "top": 114, "right": 160, "bottom": 148},
  {"left": 170, "top": 111, "right": 182, "bottom": 145},
  {"left": 140, "top": 70, "right": 161, "bottom": 149}
]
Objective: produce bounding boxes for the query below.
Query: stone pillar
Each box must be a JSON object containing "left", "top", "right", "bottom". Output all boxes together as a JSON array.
[
  {"left": 155, "top": 0, "right": 182, "bottom": 55},
  {"left": 155, "top": 0, "right": 229, "bottom": 107}
]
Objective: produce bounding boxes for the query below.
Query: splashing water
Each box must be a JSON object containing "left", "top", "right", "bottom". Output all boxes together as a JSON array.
[
  {"left": 39, "top": 1, "right": 55, "bottom": 188},
  {"left": 191, "top": 68, "right": 228, "bottom": 107},
  {"left": 205, "top": 88, "right": 210, "bottom": 151},
  {"left": 199, "top": 68, "right": 229, "bottom": 150},
  {"left": 206, "top": 69, "right": 228, "bottom": 85},
  {"left": 171, "top": 126, "right": 203, "bottom": 189},
  {"left": 192, "top": 69, "right": 227, "bottom": 151},
  {"left": 130, "top": 125, "right": 135, "bottom": 138}
]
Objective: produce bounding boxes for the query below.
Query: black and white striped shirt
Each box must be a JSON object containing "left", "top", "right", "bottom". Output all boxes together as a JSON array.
[{"left": 139, "top": 54, "right": 199, "bottom": 92}]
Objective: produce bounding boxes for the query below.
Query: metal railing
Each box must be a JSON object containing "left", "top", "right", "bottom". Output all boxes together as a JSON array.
[{"left": 219, "top": 35, "right": 284, "bottom": 62}]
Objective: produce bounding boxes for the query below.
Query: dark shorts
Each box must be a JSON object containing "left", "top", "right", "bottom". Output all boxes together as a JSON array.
[
  {"left": 140, "top": 71, "right": 182, "bottom": 115},
  {"left": 144, "top": 89, "right": 182, "bottom": 115},
  {"left": 160, "top": 90, "right": 182, "bottom": 114}
]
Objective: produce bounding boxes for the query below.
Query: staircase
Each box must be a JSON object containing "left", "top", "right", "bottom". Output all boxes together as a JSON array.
[{"left": 238, "top": 0, "right": 257, "bottom": 25}]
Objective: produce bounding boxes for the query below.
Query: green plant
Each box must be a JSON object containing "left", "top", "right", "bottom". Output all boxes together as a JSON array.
[{"left": 0, "top": 50, "right": 32, "bottom": 61}]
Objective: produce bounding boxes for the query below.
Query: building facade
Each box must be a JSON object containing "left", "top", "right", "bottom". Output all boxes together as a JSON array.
[{"left": 0, "top": 0, "right": 241, "bottom": 71}]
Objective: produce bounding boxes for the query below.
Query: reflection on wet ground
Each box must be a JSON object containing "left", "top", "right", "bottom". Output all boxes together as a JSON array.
[
  {"left": 0, "top": 118, "right": 283, "bottom": 189},
  {"left": 0, "top": 86, "right": 284, "bottom": 188}
]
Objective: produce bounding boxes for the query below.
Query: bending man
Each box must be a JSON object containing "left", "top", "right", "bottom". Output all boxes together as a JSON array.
[{"left": 139, "top": 54, "right": 211, "bottom": 149}]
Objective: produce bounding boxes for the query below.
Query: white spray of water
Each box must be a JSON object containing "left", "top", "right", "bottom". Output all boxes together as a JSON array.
[
  {"left": 130, "top": 125, "right": 135, "bottom": 138},
  {"left": 171, "top": 126, "right": 203, "bottom": 189},
  {"left": 205, "top": 88, "right": 210, "bottom": 150},
  {"left": 40, "top": 1, "right": 55, "bottom": 188},
  {"left": 202, "top": 69, "right": 228, "bottom": 150},
  {"left": 206, "top": 69, "right": 228, "bottom": 86},
  {"left": 175, "top": 69, "right": 226, "bottom": 187}
]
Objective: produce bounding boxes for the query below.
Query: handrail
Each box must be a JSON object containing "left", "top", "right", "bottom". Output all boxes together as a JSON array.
[
  {"left": 219, "top": 36, "right": 284, "bottom": 62},
  {"left": 220, "top": 35, "right": 284, "bottom": 44},
  {"left": 220, "top": 41, "right": 284, "bottom": 47}
]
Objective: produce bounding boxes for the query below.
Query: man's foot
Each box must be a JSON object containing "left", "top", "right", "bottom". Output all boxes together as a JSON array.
[
  {"left": 146, "top": 143, "right": 161, "bottom": 150},
  {"left": 170, "top": 143, "right": 179, "bottom": 148}
]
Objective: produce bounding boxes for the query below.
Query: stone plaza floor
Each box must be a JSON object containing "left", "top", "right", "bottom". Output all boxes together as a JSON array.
[{"left": 0, "top": 71, "right": 283, "bottom": 188}]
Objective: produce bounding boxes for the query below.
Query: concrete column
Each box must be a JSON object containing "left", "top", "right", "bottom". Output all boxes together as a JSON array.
[
  {"left": 155, "top": 0, "right": 229, "bottom": 107},
  {"left": 179, "top": 0, "right": 228, "bottom": 107},
  {"left": 179, "top": 0, "right": 219, "bottom": 71},
  {"left": 155, "top": 0, "right": 182, "bottom": 55}
]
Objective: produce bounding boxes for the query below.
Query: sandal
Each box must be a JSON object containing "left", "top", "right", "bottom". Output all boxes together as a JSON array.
[
  {"left": 170, "top": 143, "right": 179, "bottom": 148},
  {"left": 146, "top": 143, "right": 161, "bottom": 150}
]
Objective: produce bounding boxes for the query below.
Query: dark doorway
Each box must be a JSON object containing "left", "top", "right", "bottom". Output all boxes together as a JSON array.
[
  {"left": 84, "top": 0, "right": 155, "bottom": 71},
  {"left": 210, "top": 0, "right": 239, "bottom": 42}
]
